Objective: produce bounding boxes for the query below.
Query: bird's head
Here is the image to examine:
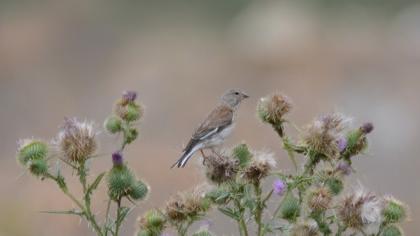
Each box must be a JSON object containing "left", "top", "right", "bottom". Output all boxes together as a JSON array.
[{"left": 221, "top": 89, "right": 249, "bottom": 108}]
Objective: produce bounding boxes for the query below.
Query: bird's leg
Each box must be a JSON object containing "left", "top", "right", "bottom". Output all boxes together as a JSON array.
[{"left": 200, "top": 149, "right": 208, "bottom": 165}]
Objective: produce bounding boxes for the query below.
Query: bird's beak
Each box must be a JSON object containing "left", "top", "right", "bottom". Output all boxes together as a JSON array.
[{"left": 243, "top": 93, "right": 250, "bottom": 99}]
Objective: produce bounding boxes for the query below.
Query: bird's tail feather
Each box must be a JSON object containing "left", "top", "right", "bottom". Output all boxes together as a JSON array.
[{"left": 171, "top": 143, "right": 202, "bottom": 168}]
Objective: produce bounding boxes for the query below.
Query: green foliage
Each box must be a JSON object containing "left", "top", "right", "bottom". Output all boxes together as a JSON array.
[
  {"left": 280, "top": 193, "right": 300, "bottom": 221},
  {"left": 325, "top": 177, "right": 343, "bottom": 195}
]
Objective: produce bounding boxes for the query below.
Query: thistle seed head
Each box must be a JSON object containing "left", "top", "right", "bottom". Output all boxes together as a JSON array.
[
  {"left": 257, "top": 93, "right": 292, "bottom": 125},
  {"left": 243, "top": 151, "right": 276, "bottom": 183},
  {"left": 204, "top": 153, "right": 238, "bottom": 184},
  {"left": 55, "top": 118, "right": 97, "bottom": 163}
]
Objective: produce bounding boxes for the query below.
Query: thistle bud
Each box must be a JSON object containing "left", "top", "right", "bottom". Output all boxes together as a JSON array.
[
  {"left": 232, "top": 144, "right": 252, "bottom": 168},
  {"left": 17, "top": 139, "right": 48, "bottom": 166},
  {"left": 280, "top": 193, "right": 300, "bottom": 221},
  {"left": 125, "top": 128, "right": 138, "bottom": 144},
  {"left": 137, "top": 209, "right": 166, "bottom": 236},
  {"left": 28, "top": 158, "right": 49, "bottom": 177},
  {"left": 307, "top": 187, "right": 332, "bottom": 212},
  {"left": 104, "top": 116, "right": 122, "bottom": 134},
  {"left": 325, "top": 177, "right": 344, "bottom": 195},
  {"left": 381, "top": 225, "right": 403, "bottom": 236},
  {"left": 382, "top": 196, "right": 408, "bottom": 224},
  {"left": 128, "top": 180, "right": 149, "bottom": 200},
  {"left": 107, "top": 165, "right": 136, "bottom": 200}
]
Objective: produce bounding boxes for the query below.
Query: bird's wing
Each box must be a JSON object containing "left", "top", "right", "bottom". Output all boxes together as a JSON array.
[{"left": 182, "top": 105, "right": 233, "bottom": 151}]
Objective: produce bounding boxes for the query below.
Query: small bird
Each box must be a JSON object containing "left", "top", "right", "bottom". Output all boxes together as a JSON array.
[{"left": 172, "top": 89, "right": 249, "bottom": 168}]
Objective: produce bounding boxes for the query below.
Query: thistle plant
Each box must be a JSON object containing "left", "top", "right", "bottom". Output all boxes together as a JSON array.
[
  {"left": 16, "top": 91, "right": 148, "bottom": 236},
  {"left": 135, "top": 92, "right": 409, "bottom": 236}
]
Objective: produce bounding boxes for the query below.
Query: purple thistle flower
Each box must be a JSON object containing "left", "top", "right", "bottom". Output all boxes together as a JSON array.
[
  {"left": 112, "top": 151, "right": 123, "bottom": 166},
  {"left": 337, "top": 137, "right": 348, "bottom": 153},
  {"left": 361, "top": 122, "right": 374, "bottom": 134},
  {"left": 122, "top": 90, "right": 137, "bottom": 102},
  {"left": 273, "top": 179, "right": 286, "bottom": 196},
  {"left": 336, "top": 161, "right": 352, "bottom": 175}
]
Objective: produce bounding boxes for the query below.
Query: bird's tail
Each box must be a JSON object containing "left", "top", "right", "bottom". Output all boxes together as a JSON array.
[{"left": 171, "top": 143, "right": 202, "bottom": 168}]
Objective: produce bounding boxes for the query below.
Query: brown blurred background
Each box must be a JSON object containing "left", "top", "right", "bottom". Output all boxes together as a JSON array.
[{"left": 1, "top": 0, "right": 419, "bottom": 235}]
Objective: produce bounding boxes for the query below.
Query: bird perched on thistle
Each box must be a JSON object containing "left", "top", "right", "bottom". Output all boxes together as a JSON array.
[{"left": 172, "top": 89, "right": 249, "bottom": 168}]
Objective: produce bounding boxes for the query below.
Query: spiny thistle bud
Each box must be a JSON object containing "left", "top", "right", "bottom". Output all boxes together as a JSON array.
[
  {"left": 17, "top": 139, "right": 48, "bottom": 166},
  {"left": 114, "top": 91, "right": 143, "bottom": 122},
  {"left": 338, "top": 189, "right": 382, "bottom": 229},
  {"left": 381, "top": 225, "right": 403, "bottom": 236},
  {"left": 325, "top": 177, "right": 344, "bottom": 195},
  {"left": 257, "top": 93, "right": 292, "bottom": 137},
  {"left": 273, "top": 179, "right": 286, "bottom": 196},
  {"left": 125, "top": 128, "right": 138, "bottom": 144},
  {"left": 104, "top": 116, "right": 122, "bottom": 134},
  {"left": 232, "top": 143, "right": 252, "bottom": 168},
  {"left": 242, "top": 152, "right": 276, "bottom": 183},
  {"left": 306, "top": 187, "right": 332, "bottom": 212},
  {"left": 290, "top": 219, "right": 320, "bottom": 236},
  {"left": 204, "top": 154, "right": 238, "bottom": 184},
  {"left": 382, "top": 196, "right": 408, "bottom": 224},
  {"left": 280, "top": 193, "right": 300, "bottom": 221},
  {"left": 302, "top": 113, "right": 350, "bottom": 160},
  {"left": 343, "top": 122, "right": 374, "bottom": 159},
  {"left": 137, "top": 209, "right": 166, "bottom": 236},
  {"left": 165, "top": 191, "right": 210, "bottom": 223},
  {"left": 128, "top": 180, "right": 149, "bottom": 200},
  {"left": 55, "top": 118, "right": 97, "bottom": 163},
  {"left": 107, "top": 165, "right": 136, "bottom": 200},
  {"left": 28, "top": 158, "right": 49, "bottom": 177}
]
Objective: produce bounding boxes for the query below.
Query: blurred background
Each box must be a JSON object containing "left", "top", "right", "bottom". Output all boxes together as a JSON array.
[{"left": 1, "top": 0, "right": 419, "bottom": 235}]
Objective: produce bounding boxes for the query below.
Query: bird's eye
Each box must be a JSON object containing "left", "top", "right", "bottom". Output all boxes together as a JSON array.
[{"left": 234, "top": 92, "right": 239, "bottom": 95}]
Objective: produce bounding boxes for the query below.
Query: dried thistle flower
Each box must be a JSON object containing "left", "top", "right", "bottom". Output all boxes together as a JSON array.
[
  {"left": 302, "top": 113, "right": 350, "bottom": 159},
  {"left": 257, "top": 93, "right": 292, "bottom": 137},
  {"left": 290, "top": 219, "right": 320, "bottom": 236},
  {"left": 55, "top": 118, "right": 97, "bottom": 163},
  {"left": 338, "top": 188, "right": 382, "bottom": 229},
  {"left": 242, "top": 151, "right": 276, "bottom": 183},
  {"left": 204, "top": 153, "right": 238, "bottom": 184},
  {"left": 165, "top": 190, "right": 210, "bottom": 223},
  {"left": 307, "top": 187, "right": 332, "bottom": 212}
]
